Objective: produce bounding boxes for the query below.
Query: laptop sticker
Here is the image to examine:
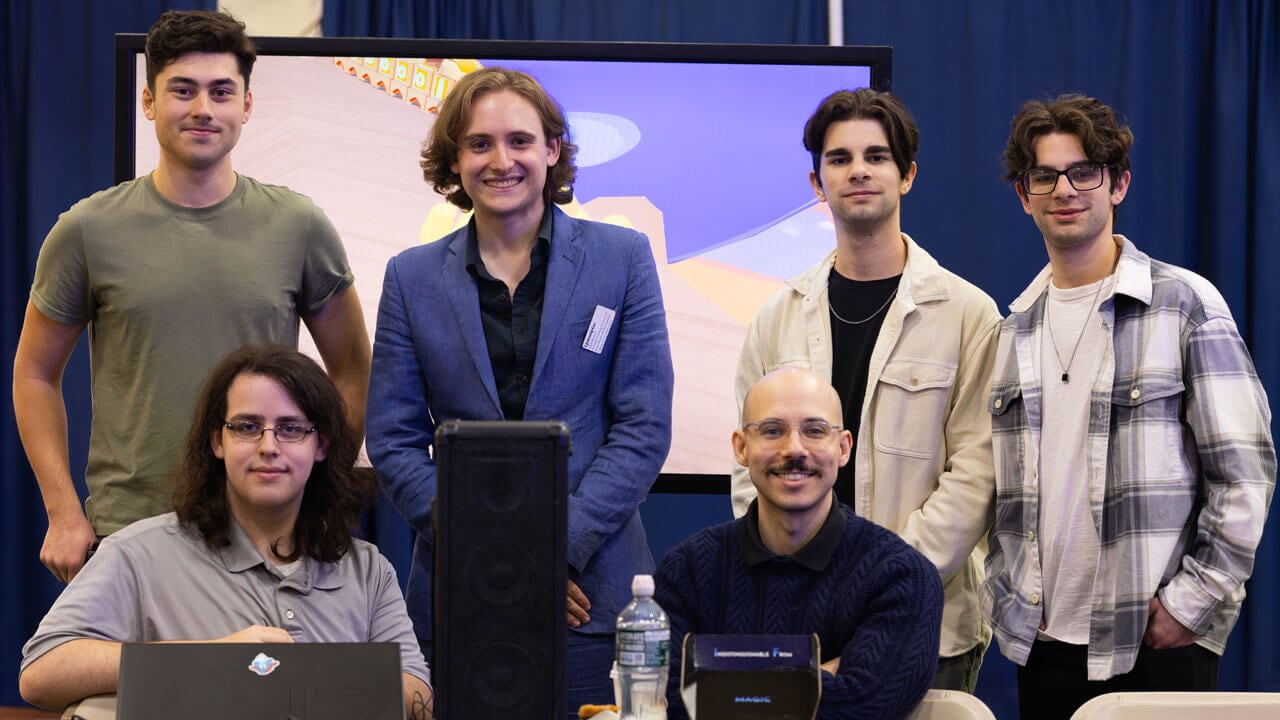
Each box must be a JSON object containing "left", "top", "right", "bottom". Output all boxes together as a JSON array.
[{"left": 248, "top": 652, "right": 281, "bottom": 676}]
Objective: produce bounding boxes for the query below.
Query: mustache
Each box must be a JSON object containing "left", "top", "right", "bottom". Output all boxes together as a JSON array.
[{"left": 769, "top": 458, "right": 814, "bottom": 474}]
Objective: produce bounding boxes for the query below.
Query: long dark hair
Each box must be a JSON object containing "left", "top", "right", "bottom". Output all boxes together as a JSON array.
[{"left": 173, "top": 344, "right": 373, "bottom": 562}]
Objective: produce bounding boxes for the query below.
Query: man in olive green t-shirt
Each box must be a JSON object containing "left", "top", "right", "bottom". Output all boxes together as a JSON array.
[{"left": 12, "top": 10, "right": 370, "bottom": 583}]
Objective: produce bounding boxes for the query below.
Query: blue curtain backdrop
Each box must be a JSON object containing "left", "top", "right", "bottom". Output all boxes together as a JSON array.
[
  {"left": 1, "top": 0, "right": 217, "bottom": 707},
  {"left": 2, "top": 1, "right": 1276, "bottom": 717}
]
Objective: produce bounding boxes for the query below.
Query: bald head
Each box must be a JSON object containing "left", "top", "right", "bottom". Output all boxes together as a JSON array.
[
  {"left": 741, "top": 367, "right": 844, "bottom": 426},
  {"left": 734, "top": 367, "right": 852, "bottom": 535}
]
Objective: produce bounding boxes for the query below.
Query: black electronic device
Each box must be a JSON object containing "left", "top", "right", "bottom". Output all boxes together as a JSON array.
[
  {"left": 433, "top": 420, "right": 571, "bottom": 720},
  {"left": 117, "top": 642, "right": 402, "bottom": 720}
]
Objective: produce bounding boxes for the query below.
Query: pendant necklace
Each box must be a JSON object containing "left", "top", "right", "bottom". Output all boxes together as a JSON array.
[
  {"left": 1045, "top": 279, "right": 1105, "bottom": 383},
  {"left": 830, "top": 289, "right": 898, "bottom": 325}
]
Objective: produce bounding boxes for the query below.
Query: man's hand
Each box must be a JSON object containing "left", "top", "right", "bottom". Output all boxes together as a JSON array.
[
  {"left": 40, "top": 511, "right": 96, "bottom": 583},
  {"left": 214, "top": 626, "right": 294, "bottom": 644},
  {"left": 820, "top": 657, "right": 841, "bottom": 675},
  {"left": 14, "top": 302, "right": 91, "bottom": 584},
  {"left": 567, "top": 579, "right": 591, "bottom": 628},
  {"left": 1144, "top": 596, "right": 1198, "bottom": 649}
]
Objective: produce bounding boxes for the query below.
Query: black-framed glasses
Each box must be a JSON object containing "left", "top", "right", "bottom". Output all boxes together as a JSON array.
[
  {"left": 741, "top": 419, "right": 842, "bottom": 445},
  {"left": 1020, "top": 163, "right": 1111, "bottom": 195},
  {"left": 224, "top": 420, "right": 317, "bottom": 443}
]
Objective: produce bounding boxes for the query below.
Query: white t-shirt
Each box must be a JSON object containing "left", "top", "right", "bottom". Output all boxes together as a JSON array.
[{"left": 1037, "top": 274, "right": 1114, "bottom": 644}]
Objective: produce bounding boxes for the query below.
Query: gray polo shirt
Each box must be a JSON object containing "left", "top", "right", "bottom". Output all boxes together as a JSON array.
[{"left": 21, "top": 513, "right": 429, "bottom": 686}]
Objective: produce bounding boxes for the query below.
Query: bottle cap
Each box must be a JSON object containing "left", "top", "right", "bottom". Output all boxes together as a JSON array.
[{"left": 632, "top": 574, "right": 655, "bottom": 596}]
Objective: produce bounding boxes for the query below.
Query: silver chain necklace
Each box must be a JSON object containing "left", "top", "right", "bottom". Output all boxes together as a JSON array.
[
  {"left": 830, "top": 289, "right": 897, "bottom": 325},
  {"left": 1044, "top": 279, "right": 1105, "bottom": 383}
]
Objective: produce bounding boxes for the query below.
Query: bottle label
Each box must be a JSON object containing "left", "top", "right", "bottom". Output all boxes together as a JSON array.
[{"left": 616, "top": 628, "right": 670, "bottom": 667}]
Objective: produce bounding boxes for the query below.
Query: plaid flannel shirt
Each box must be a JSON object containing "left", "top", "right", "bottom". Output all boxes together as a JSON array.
[{"left": 981, "top": 236, "right": 1275, "bottom": 680}]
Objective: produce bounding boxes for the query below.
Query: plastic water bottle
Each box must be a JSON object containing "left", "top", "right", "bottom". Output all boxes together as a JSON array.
[{"left": 614, "top": 574, "right": 670, "bottom": 720}]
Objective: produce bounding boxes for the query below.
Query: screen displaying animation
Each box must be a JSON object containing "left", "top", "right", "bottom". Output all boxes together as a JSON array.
[{"left": 119, "top": 38, "right": 886, "bottom": 480}]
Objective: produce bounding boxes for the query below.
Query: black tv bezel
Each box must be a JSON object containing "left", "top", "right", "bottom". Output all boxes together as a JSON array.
[{"left": 112, "top": 35, "right": 892, "bottom": 494}]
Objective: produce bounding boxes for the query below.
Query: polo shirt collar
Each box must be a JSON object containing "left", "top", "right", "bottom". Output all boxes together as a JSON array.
[
  {"left": 218, "top": 518, "right": 271, "bottom": 573},
  {"left": 216, "top": 518, "right": 344, "bottom": 591}
]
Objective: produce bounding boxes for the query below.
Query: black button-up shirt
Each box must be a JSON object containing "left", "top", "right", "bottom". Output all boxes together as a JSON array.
[{"left": 466, "top": 212, "right": 553, "bottom": 420}]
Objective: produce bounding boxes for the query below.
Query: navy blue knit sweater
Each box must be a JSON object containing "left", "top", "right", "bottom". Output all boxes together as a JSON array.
[{"left": 655, "top": 501, "right": 943, "bottom": 720}]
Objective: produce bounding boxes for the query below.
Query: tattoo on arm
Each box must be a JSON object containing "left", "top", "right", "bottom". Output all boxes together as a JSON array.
[{"left": 408, "top": 689, "right": 432, "bottom": 720}]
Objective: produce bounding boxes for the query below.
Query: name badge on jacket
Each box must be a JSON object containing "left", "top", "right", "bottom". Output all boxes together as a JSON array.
[{"left": 583, "top": 305, "right": 616, "bottom": 354}]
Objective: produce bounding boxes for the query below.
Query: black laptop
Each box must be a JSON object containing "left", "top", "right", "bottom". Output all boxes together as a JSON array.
[{"left": 117, "top": 642, "right": 404, "bottom": 720}]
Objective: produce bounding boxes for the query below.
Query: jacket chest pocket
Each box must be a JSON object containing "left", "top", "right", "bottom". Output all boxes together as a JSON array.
[
  {"left": 872, "top": 359, "right": 956, "bottom": 458},
  {"left": 1108, "top": 372, "right": 1190, "bottom": 485}
]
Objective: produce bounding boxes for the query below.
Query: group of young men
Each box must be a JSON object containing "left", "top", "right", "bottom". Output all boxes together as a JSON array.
[{"left": 12, "top": 8, "right": 1274, "bottom": 720}]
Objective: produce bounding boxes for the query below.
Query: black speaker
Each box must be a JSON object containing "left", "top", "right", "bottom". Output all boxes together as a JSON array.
[{"left": 433, "top": 420, "right": 569, "bottom": 720}]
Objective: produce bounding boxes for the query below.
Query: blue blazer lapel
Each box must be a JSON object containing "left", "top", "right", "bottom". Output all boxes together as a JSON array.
[
  {"left": 441, "top": 230, "right": 503, "bottom": 415},
  {"left": 533, "top": 208, "right": 585, "bottom": 388}
]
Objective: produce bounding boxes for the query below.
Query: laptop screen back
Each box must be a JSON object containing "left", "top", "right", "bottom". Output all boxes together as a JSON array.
[{"left": 117, "top": 642, "right": 403, "bottom": 720}]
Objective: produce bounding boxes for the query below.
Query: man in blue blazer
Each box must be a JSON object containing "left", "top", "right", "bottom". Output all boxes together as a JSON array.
[{"left": 366, "top": 67, "right": 674, "bottom": 715}]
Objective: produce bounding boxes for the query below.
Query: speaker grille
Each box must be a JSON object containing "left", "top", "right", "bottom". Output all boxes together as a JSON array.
[{"left": 433, "top": 421, "right": 569, "bottom": 720}]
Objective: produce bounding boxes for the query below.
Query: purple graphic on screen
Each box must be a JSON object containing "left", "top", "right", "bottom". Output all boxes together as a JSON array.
[{"left": 486, "top": 60, "right": 871, "bottom": 262}]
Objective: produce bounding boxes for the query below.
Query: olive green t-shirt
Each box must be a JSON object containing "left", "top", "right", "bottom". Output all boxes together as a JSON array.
[{"left": 30, "top": 173, "right": 354, "bottom": 534}]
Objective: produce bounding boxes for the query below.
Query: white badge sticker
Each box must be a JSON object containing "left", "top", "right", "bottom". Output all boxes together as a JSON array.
[{"left": 582, "top": 305, "right": 616, "bottom": 354}]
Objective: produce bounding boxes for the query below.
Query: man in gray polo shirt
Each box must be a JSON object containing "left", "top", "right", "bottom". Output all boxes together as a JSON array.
[{"left": 19, "top": 346, "right": 431, "bottom": 720}]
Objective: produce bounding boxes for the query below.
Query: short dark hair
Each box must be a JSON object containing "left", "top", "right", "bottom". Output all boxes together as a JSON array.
[
  {"left": 1002, "top": 93, "right": 1132, "bottom": 190},
  {"left": 421, "top": 66, "right": 579, "bottom": 211},
  {"left": 803, "top": 88, "right": 919, "bottom": 180},
  {"left": 145, "top": 10, "right": 257, "bottom": 91},
  {"left": 173, "top": 345, "right": 373, "bottom": 563}
]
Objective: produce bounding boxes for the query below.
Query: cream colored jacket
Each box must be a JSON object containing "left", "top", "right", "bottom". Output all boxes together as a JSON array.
[{"left": 732, "top": 234, "right": 1000, "bottom": 658}]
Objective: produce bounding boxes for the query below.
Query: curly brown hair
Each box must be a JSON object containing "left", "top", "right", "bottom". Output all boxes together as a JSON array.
[
  {"left": 145, "top": 9, "right": 257, "bottom": 92},
  {"left": 173, "top": 345, "right": 374, "bottom": 563},
  {"left": 1002, "top": 93, "right": 1133, "bottom": 191},
  {"left": 803, "top": 88, "right": 919, "bottom": 181},
  {"left": 421, "top": 66, "right": 578, "bottom": 211}
]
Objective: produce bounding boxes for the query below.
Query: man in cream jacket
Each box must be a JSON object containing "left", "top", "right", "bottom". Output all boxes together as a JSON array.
[{"left": 732, "top": 88, "right": 1000, "bottom": 691}]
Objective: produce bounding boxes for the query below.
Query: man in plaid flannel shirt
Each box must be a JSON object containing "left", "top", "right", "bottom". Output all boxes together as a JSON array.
[{"left": 982, "top": 93, "right": 1275, "bottom": 720}]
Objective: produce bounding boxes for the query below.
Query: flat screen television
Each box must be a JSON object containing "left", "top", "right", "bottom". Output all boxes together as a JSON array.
[{"left": 114, "top": 36, "right": 891, "bottom": 492}]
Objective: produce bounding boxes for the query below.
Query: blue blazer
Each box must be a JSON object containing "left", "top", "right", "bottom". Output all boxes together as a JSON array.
[{"left": 367, "top": 205, "right": 674, "bottom": 639}]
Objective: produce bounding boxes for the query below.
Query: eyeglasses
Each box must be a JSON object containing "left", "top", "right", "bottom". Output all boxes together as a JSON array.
[
  {"left": 741, "top": 419, "right": 842, "bottom": 445},
  {"left": 223, "top": 420, "right": 317, "bottom": 443},
  {"left": 1020, "top": 163, "right": 1110, "bottom": 195}
]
